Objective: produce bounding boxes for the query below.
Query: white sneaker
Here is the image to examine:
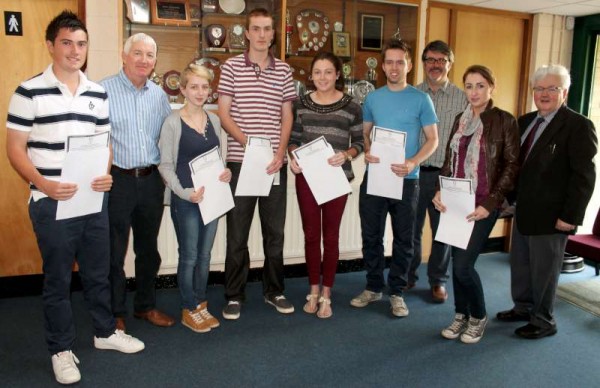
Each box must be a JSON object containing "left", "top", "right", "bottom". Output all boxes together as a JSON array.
[
  {"left": 350, "top": 290, "right": 383, "bottom": 307},
  {"left": 94, "top": 330, "right": 145, "bottom": 353},
  {"left": 390, "top": 295, "right": 409, "bottom": 317},
  {"left": 51, "top": 350, "right": 81, "bottom": 385}
]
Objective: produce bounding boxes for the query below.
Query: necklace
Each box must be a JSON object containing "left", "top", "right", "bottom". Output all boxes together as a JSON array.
[
  {"left": 183, "top": 107, "right": 208, "bottom": 139},
  {"left": 301, "top": 92, "right": 353, "bottom": 114}
]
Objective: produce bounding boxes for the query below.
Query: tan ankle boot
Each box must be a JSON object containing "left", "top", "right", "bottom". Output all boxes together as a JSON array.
[
  {"left": 196, "top": 301, "right": 220, "bottom": 329},
  {"left": 181, "top": 308, "right": 211, "bottom": 333}
]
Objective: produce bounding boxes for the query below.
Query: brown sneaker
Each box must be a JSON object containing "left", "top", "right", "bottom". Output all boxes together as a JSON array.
[
  {"left": 181, "top": 308, "right": 211, "bottom": 333},
  {"left": 432, "top": 285, "right": 448, "bottom": 303},
  {"left": 196, "top": 301, "right": 220, "bottom": 329}
]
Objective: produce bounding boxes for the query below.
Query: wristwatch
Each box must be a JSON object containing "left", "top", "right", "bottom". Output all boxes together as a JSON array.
[{"left": 344, "top": 151, "right": 353, "bottom": 161}]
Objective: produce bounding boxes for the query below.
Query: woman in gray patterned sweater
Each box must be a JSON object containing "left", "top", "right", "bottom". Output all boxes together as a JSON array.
[{"left": 288, "top": 52, "right": 364, "bottom": 318}]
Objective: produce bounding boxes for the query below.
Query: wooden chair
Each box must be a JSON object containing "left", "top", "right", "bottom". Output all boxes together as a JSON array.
[{"left": 565, "top": 208, "right": 600, "bottom": 276}]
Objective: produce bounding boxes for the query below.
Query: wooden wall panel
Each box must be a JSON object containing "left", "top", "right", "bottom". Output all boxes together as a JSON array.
[
  {"left": 427, "top": 6, "right": 449, "bottom": 44},
  {"left": 127, "top": 24, "right": 200, "bottom": 104},
  {"left": 453, "top": 11, "right": 525, "bottom": 116},
  {"left": 0, "top": 0, "right": 79, "bottom": 276}
]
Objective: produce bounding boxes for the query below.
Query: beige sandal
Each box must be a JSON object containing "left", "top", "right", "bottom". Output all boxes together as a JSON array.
[
  {"left": 317, "top": 296, "right": 332, "bottom": 319},
  {"left": 303, "top": 294, "right": 319, "bottom": 314}
]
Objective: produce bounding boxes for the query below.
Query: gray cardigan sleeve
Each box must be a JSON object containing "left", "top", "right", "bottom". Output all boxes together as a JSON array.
[{"left": 158, "top": 110, "right": 195, "bottom": 203}]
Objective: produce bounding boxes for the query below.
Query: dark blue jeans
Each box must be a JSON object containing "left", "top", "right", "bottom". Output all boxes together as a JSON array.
[
  {"left": 359, "top": 172, "right": 419, "bottom": 296},
  {"left": 411, "top": 168, "right": 451, "bottom": 286},
  {"left": 29, "top": 196, "right": 115, "bottom": 354},
  {"left": 170, "top": 195, "right": 218, "bottom": 310},
  {"left": 108, "top": 167, "right": 164, "bottom": 316},
  {"left": 224, "top": 162, "right": 287, "bottom": 301},
  {"left": 451, "top": 209, "right": 499, "bottom": 319}
]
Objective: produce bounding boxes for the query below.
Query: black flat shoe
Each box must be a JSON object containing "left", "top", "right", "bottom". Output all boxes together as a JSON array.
[
  {"left": 515, "top": 323, "right": 557, "bottom": 339},
  {"left": 496, "top": 309, "right": 529, "bottom": 322}
]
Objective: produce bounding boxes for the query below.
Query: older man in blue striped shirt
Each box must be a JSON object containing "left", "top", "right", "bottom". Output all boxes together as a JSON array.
[{"left": 100, "top": 33, "right": 173, "bottom": 331}]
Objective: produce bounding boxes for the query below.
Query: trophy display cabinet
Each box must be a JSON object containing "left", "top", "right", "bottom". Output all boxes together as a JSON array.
[{"left": 123, "top": 0, "right": 421, "bottom": 105}]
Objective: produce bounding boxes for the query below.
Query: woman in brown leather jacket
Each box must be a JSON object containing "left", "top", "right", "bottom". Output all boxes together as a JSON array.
[{"left": 432, "top": 65, "right": 519, "bottom": 344}]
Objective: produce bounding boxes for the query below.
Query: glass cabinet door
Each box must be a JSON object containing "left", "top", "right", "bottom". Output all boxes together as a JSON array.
[
  {"left": 123, "top": 0, "right": 419, "bottom": 104},
  {"left": 281, "top": 0, "right": 419, "bottom": 102}
]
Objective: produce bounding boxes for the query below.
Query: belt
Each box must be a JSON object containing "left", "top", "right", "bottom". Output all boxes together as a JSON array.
[
  {"left": 420, "top": 165, "right": 441, "bottom": 172},
  {"left": 112, "top": 165, "right": 157, "bottom": 177}
]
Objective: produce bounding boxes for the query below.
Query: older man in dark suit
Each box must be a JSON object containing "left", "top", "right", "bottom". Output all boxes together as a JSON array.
[{"left": 497, "top": 64, "right": 597, "bottom": 339}]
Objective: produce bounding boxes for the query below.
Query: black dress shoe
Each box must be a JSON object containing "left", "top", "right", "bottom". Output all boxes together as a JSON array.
[
  {"left": 515, "top": 323, "right": 557, "bottom": 339},
  {"left": 496, "top": 309, "right": 529, "bottom": 322}
]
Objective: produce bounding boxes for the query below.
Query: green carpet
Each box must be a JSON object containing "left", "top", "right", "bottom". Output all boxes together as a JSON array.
[{"left": 557, "top": 279, "right": 600, "bottom": 317}]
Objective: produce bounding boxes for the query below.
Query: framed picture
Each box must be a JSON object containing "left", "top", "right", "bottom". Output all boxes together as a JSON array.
[
  {"left": 150, "top": 0, "right": 191, "bottom": 26},
  {"left": 359, "top": 14, "right": 384, "bottom": 51},
  {"left": 332, "top": 32, "right": 351, "bottom": 58}
]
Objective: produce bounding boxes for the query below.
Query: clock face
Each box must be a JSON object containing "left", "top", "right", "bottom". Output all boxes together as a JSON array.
[{"left": 233, "top": 24, "right": 243, "bottom": 35}]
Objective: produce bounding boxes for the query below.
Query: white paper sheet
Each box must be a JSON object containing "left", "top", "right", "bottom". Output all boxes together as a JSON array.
[
  {"left": 235, "top": 136, "right": 275, "bottom": 196},
  {"left": 189, "top": 146, "right": 234, "bottom": 225},
  {"left": 366, "top": 126, "right": 407, "bottom": 200},
  {"left": 434, "top": 176, "right": 475, "bottom": 249},
  {"left": 56, "top": 131, "right": 110, "bottom": 220},
  {"left": 292, "top": 136, "right": 351, "bottom": 205}
]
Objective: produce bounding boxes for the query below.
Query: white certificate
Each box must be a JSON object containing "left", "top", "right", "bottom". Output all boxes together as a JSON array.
[
  {"left": 235, "top": 136, "right": 275, "bottom": 196},
  {"left": 189, "top": 146, "right": 234, "bottom": 225},
  {"left": 292, "top": 136, "right": 351, "bottom": 205},
  {"left": 366, "top": 126, "right": 407, "bottom": 200},
  {"left": 435, "top": 176, "right": 475, "bottom": 249},
  {"left": 56, "top": 131, "right": 110, "bottom": 220}
]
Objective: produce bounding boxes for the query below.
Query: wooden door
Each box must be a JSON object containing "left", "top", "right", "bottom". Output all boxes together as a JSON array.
[
  {"left": 427, "top": 3, "right": 532, "bottom": 116},
  {"left": 452, "top": 11, "right": 526, "bottom": 116},
  {"left": 0, "top": 0, "right": 79, "bottom": 276}
]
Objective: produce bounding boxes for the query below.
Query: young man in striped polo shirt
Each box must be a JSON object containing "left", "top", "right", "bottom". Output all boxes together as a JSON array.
[
  {"left": 218, "top": 7, "right": 297, "bottom": 320},
  {"left": 6, "top": 11, "right": 144, "bottom": 385}
]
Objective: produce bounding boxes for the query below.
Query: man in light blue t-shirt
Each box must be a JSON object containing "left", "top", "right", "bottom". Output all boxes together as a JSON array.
[{"left": 350, "top": 39, "right": 438, "bottom": 318}]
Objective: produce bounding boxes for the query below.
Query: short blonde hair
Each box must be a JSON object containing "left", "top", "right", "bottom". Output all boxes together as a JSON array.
[{"left": 179, "top": 63, "right": 214, "bottom": 88}]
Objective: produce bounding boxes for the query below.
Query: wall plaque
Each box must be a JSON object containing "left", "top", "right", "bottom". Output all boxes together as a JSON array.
[
  {"left": 359, "top": 14, "right": 383, "bottom": 51},
  {"left": 151, "top": 0, "right": 191, "bottom": 26},
  {"left": 332, "top": 32, "right": 350, "bottom": 58}
]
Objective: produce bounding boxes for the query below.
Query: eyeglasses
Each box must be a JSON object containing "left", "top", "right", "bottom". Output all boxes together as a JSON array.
[
  {"left": 532, "top": 86, "right": 563, "bottom": 94},
  {"left": 424, "top": 58, "right": 449, "bottom": 65}
]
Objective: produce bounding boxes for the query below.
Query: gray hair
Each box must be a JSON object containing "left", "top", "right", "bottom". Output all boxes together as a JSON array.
[
  {"left": 531, "top": 64, "right": 571, "bottom": 90},
  {"left": 123, "top": 33, "right": 157, "bottom": 55}
]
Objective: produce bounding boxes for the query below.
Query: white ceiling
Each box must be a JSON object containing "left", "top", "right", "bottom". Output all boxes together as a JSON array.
[{"left": 436, "top": 0, "right": 600, "bottom": 16}]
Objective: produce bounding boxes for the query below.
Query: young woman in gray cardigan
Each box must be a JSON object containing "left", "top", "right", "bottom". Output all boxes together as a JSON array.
[{"left": 158, "top": 64, "right": 231, "bottom": 333}]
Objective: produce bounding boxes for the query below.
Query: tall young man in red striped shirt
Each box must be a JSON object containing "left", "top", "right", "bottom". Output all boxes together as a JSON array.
[{"left": 217, "top": 8, "right": 296, "bottom": 320}]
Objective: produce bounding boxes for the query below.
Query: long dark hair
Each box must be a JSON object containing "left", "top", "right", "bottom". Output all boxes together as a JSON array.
[
  {"left": 462, "top": 64, "right": 496, "bottom": 87},
  {"left": 309, "top": 52, "right": 344, "bottom": 91}
]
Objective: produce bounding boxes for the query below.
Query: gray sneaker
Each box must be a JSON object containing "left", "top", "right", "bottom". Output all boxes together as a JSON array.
[
  {"left": 390, "top": 295, "right": 409, "bottom": 317},
  {"left": 350, "top": 290, "right": 383, "bottom": 307},
  {"left": 441, "top": 313, "right": 469, "bottom": 339},
  {"left": 265, "top": 294, "right": 295, "bottom": 314},
  {"left": 222, "top": 301, "right": 241, "bottom": 320},
  {"left": 460, "top": 316, "right": 489, "bottom": 344}
]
